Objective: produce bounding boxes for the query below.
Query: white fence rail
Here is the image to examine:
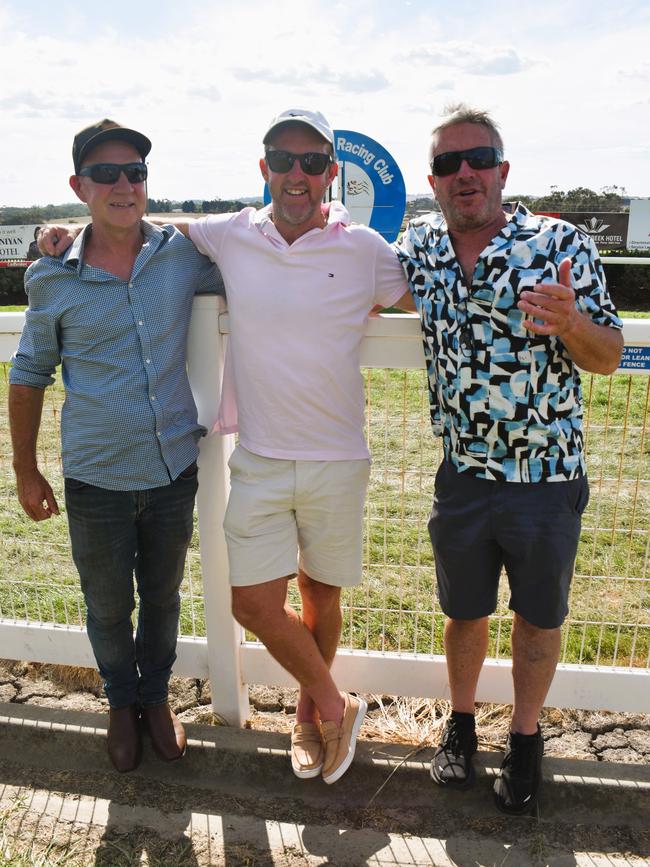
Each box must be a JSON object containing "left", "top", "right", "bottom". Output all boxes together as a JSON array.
[{"left": 1, "top": 302, "right": 649, "bottom": 724}]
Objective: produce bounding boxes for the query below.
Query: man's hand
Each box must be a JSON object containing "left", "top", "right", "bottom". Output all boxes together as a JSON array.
[
  {"left": 15, "top": 467, "right": 60, "bottom": 521},
  {"left": 38, "top": 225, "right": 81, "bottom": 256},
  {"left": 517, "top": 258, "right": 579, "bottom": 338}
]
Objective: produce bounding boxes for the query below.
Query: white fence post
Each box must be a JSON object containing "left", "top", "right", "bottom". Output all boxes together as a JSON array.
[{"left": 186, "top": 296, "right": 249, "bottom": 725}]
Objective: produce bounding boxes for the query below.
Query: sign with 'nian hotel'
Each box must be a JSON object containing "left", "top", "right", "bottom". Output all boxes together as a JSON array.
[
  {"left": 0, "top": 225, "right": 41, "bottom": 263},
  {"left": 536, "top": 200, "right": 650, "bottom": 251}
]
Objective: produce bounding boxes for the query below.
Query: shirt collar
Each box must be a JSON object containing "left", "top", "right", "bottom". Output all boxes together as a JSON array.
[
  {"left": 427, "top": 200, "right": 531, "bottom": 246},
  {"left": 501, "top": 201, "right": 533, "bottom": 235},
  {"left": 62, "top": 219, "right": 169, "bottom": 272}
]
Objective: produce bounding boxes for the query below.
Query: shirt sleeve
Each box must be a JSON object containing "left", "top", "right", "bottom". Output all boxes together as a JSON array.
[
  {"left": 188, "top": 214, "right": 235, "bottom": 267},
  {"left": 393, "top": 225, "right": 413, "bottom": 264},
  {"left": 372, "top": 232, "right": 409, "bottom": 309},
  {"left": 565, "top": 233, "right": 623, "bottom": 330},
  {"left": 195, "top": 253, "right": 226, "bottom": 298},
  {"left": 9, "top": 264, "right": 60, "bottom": 388},
  {"left": 391, "top": 223, "right": 425, "bottom": 311}
]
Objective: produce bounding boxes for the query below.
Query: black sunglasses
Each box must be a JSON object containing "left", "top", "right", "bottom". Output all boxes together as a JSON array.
[
  {"left": 265, "top": 149, "right": 332, "bottom": 176},
  {"left": 78, "top": 162, "right": 148, "bottom": 184},
  {"left": 430, "top": 146, "right": 503, "bottom": 177}
]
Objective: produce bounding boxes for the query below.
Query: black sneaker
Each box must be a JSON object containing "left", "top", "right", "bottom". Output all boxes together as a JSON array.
[
  {"left": 430, "top": 711, "right": 478, "bottom": 789},
  {"left": 493, "top": 725, "right": 544, "bottom": 815}
]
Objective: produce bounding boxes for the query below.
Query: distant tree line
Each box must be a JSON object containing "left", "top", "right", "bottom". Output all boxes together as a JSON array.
[
  {"left": 405, "top": 186, "right": 630, "bottom": 220},
  {"left": 518, "top": 185, "right": 629, "bottom": 213},
  {"left": 4, "top": 186, "right": 630, "bottom": 226},
  {"left": 0, "top": 203, "right": 89, "bottom": 225},
  {"left": 1, "top": 199, "right": 262, "bottom": 225},
  {"left": 147, "top": 198, "right": 255, "bottom": 214}
]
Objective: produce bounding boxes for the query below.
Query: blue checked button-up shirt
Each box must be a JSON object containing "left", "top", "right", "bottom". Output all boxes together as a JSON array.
[
  {"left": 10, "top": 222, "right": 223, "bottom": 490},
  {"left": 396, "top": 203, "right": 623, "bottom": 483}
]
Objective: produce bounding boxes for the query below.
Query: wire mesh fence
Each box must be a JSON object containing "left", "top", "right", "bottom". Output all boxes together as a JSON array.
[{"left": 1, "top": 362, "right": 649, "bottom": 671}]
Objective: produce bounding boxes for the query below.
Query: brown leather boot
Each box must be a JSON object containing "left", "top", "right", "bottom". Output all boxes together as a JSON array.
[
  {"left": 141, "top": 702, "right": 186, "bottom": 761},
  {"left": 107, "top": 705, "right": 142, "bottom": 772}
]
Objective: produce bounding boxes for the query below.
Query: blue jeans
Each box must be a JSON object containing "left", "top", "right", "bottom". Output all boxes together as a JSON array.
[{"left": 64, "top": 466, "right": 198, "bottom": 709}]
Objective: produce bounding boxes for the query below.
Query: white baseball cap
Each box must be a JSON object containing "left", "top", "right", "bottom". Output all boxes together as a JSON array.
[{"left": 263, "top": 108, "right": 335, "bottom": 150}]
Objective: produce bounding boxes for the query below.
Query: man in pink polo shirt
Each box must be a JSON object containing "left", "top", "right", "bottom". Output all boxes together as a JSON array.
[
  {"left": 39, "top": 108, "right": 410, "bottom": 785},
  {"left": 189, "top": 109, "right": 408, "bottom": 784}
]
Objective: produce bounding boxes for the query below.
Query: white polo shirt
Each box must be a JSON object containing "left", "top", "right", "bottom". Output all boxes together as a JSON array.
[{"left": 189, "top": 202, "right": 407, "bottom": 461}]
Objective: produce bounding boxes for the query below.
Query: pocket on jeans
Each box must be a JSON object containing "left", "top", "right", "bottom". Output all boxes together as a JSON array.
[
  {"left": 178, "top": 461, "right": 199, "bottom": 479},
  {"left": 64, "top": 477, "right": 90, "bottom": 491},
  {"left": 565, "top": 476, "right": 590, "bottom": 516}
]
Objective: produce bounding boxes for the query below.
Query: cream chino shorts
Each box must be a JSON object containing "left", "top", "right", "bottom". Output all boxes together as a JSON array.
[{"left": 224, "top": 445, "right": 371, "bottom": 587}]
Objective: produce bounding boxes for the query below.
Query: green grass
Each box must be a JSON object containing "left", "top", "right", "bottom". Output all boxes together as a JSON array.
[
  {"left": 620, "top": 309, "right": 650, "bottom": 318},
  {"left": 1, "top": 361, "right": 649, "bottom": 669}
]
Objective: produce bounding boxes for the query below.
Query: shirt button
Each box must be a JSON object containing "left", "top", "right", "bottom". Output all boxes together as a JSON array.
[
  {"left": 156, "top": 431, "right": 161, "bottom": 437},
  {"left": 128, "top": 282, "right": 133, "bottom": 288},
  {"left": 150, "top": 395, "right": 156, "bottom": 401},
  {"left": 138, "top": 320, "right": 143, "bottom": 326},
  {"left": 146, "top": 358, "right": 151, "bottom": 364}
]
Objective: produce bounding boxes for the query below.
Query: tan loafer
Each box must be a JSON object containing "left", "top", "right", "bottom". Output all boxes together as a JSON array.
[
  {"left": 321, "top": 693, "right": 367, "bottom": 785},
  {"left": 291, "top": 721, "right": 324, "bottom": 779}
]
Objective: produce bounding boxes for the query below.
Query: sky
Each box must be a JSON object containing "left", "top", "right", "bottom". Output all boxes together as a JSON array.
[{"left": 1, "top": 0, "right": 649, "bottom": 207}]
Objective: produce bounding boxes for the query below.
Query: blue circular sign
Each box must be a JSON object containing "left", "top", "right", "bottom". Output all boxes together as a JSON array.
[
  {"left": 263, "top": 128, "right": 406, "bottom": 242},
  {"left": 334, "top": 130, "right": 406, "bottom": 242}
]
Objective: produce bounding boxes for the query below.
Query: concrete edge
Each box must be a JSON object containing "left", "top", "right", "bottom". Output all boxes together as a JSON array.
[{"left": 0, "top": 702, "right": 648, "bottom": 828}]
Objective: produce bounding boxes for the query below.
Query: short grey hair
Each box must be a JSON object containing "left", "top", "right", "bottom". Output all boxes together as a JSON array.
[{"left": 428, "top": 103, "right": 504, "bottom": 163}]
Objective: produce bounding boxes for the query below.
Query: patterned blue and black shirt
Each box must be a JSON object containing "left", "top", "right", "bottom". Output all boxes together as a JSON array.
[
  {"left": 395, "top": 202, "right": 622, "bottom": 483},
  {"left": 10, "top": 222, "right": 223, "bottom": 490}
]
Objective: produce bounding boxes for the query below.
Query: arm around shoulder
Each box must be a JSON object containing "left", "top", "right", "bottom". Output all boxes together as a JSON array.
[{"left": 148, "top": 217, "right": 192, "bottom": 238}]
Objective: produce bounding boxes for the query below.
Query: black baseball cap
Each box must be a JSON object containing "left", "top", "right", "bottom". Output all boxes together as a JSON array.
[{"left": 72, "top": 119, "right": 151, "bottom": 174}]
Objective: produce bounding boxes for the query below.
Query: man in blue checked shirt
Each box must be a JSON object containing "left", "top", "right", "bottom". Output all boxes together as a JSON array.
[{"left": 9, "top": 119, "right": 223, "bottom": 773}]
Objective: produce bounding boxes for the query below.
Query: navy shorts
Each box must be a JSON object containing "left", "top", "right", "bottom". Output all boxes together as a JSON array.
[{"left": 428, "top": 461, "right": 589, "bottom": 629}]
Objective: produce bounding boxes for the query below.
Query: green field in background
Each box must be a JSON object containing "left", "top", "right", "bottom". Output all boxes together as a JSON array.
[{"left": 1, "top": 361, "right": 648, "bottom": 668}]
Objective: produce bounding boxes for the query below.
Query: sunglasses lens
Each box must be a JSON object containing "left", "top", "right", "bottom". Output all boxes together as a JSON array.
[
  {"left": 266, "top": 151, "right": 294, "bottom": 173},
  {"left": 300, "top": 153, "right": 330, "bottom": 175},
  {"left": 466, "top": 147, "right": 499, "bottom": 170},
  {"left": 266, "top": 151, "right": 330, "bottom": 176},
  {"left": 124, "top": 164, "right": 147, "bottom": 183},
  {"left": 90, "top": 165, "right": 120, "bottom": 183},
  {"left": 432, "top": 153, "right": 461, "bottom": 176}
]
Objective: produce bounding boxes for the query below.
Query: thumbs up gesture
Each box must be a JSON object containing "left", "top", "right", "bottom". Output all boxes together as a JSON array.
[{"left": 517, "top": 258, "right": 579, "bottom": 337}]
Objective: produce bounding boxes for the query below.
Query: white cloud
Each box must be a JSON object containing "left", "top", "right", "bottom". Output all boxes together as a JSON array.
[
  {"left": 232, "top": 65, "right": 389, "bottom": 93},
  {"left": 402, "top": 43, "right": 530, "bottom": 76}
]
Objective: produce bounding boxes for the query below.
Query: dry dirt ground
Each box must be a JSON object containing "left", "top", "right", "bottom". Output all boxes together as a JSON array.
[
  {"left": 2, "top": 661, "right": 647, "bottom": 765},
  {"left": 0, "top": 661, "right": 649, "bottom": 866}
]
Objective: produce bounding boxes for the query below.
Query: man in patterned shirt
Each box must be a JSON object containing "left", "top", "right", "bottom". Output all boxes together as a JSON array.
[
  {"left": 9, "top": 120, "right": 223, "bottom": 773},
  {"left": 396, "top": 104, "right": 623, "bottom": 814}
]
